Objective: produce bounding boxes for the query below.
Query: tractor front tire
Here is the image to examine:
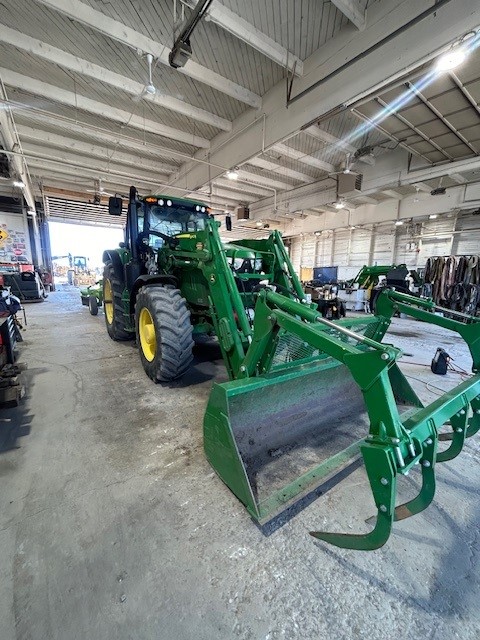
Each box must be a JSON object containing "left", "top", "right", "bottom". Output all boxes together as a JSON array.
[
  {"left": 103, "top": 262, "right": 132, "bottom": 341},
  {"left": 88, "top": 295, "right": 99, "bottom": 316},
  {"left": 135, "top": 285, "right": 193, "bottom": 382}
]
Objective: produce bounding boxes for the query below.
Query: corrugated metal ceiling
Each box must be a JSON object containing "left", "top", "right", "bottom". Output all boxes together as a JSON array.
[{"left": 0, "top": 0, "right": 478, "bottom": 230}]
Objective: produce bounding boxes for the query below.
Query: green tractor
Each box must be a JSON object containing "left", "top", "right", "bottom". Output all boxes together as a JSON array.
[
  {"left": 102, "top": 186, "right": 480, "bottom": 550},
  {"left": 80, "top": 280, "right": 103, "bottom": 316}
]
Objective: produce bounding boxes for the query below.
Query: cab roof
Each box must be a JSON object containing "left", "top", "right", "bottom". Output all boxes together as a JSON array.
[{"left": 142, "top": 195, "right": 209, "bottom": 209}]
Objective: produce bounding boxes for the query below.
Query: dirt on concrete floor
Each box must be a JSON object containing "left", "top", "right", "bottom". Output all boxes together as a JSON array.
[{"left": 0, "top": 286, "right": 479, "bottom": 640}]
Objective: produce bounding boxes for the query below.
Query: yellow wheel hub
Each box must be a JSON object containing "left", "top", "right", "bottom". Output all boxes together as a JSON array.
[
  {"left": 104, "top": 279, "right": 114, "bottom": 325},
  {"left": 139, "top": 307, "right": 156, "bottom": 362}
]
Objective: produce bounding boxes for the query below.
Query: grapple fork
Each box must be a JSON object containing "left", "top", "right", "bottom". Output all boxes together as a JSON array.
[{"left": 204, "top": 289, "right": 480, "bottom": 550}]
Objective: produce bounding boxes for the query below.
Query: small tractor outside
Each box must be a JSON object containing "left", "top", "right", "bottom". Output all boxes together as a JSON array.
[
  {"left": 101, "top": 186, "right": 480, "bottom": 550},
  {"left": 80, "top": 280, "right": 103, "bottom": 316}
]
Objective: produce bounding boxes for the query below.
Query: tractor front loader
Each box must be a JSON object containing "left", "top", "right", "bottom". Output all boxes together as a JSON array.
[{"left": 103, "top": 187, "right": 480, "bottom": 550}]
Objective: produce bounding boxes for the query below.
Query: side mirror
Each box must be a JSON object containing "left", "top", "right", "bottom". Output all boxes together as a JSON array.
[
  {"left": 225, "top": 215, "right": 232, "bottom": 231},
  {"left": 108, "top": 196, "right": 123, "bottom": 216}
]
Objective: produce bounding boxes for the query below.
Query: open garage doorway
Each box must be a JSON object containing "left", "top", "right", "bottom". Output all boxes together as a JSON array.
[{"left": 49, "top": 221, "right": 123, "bottom": 287}]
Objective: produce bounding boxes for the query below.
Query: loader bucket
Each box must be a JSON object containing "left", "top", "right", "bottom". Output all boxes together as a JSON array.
[{"left": 204, "top": 358, "right": 371, "bottom": 523}]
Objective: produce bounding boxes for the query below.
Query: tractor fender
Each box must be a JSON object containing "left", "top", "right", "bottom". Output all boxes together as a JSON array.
[
  {"left": 102, "top": 250, "right": 124, "bottom": 281},
  {"left": 129, "top": 274, "right": 178, "bottom": 315}
]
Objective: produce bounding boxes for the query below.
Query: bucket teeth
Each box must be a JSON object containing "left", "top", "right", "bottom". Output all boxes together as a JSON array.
[
  {"left": 394, "top": 436, "right": 437, "bottom": 521},
  {"left": 310, "top": 509, "right": 394, "bottom": 551},
  {"left": 436, "top": 407, "right": 468, "bottom": 462},
  {"left": 310, "top": 445, "right": 396, "bottom": 551}
]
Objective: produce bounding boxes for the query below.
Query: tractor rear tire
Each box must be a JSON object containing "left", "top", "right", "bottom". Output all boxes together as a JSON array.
[
  {"left": 88, "top": 295, "right": 99, "bottom": 316},
  {"left": 103, "top": 262, "right": 132, "bottom": 341},
  {"left": 135, "top": 285, "right": 194, "bottom": 382}
]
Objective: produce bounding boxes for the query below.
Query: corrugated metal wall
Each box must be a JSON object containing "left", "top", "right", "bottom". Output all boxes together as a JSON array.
[
  {"left": 290, "top": 212, "right": 480, "bottom": 279},
  {"left": 452, "top": 215, "right": 480, "bottom": 255}
]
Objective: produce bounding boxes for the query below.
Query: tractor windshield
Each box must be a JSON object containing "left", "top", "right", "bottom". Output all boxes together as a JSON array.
[{"left": 147, "top": 204, "right": 209, "bottom": 238}]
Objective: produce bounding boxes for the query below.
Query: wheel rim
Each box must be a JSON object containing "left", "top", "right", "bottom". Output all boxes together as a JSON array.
[
  {"left": 104, "top": 279, "right": 114, "bottom": 324},
  {"left": 139, "top": 307, "right": 156, "bottom": 362}
]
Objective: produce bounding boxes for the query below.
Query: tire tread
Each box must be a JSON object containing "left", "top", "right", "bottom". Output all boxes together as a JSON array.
[{"left": 135, "top": 285, "right": 193, "bottom": 382}]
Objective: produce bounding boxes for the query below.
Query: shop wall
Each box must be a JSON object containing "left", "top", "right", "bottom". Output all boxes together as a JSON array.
[
  {"left": 0, "top": 210, "right": 33, "bottom": 265},
  {"left": 290, "top": 211, "right": 480, "bottom": 279}
]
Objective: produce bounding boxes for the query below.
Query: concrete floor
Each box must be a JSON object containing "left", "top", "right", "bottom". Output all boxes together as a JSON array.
[{"left": 1, "top": 286, "right": 479, "bottom": 640}]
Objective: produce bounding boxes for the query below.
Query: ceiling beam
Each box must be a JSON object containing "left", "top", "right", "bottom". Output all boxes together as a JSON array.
[
  {"left": 449, "top": 173, "right": 467, "bottom": 184},
  {"left": 237, "top": 170, "right": 293, "bottom": 191},
  {"left": 17, "top": 126, "right": 177, "bottom": 175},
  {"left": 198, "top": 186, "right": 249, "bottom": 203},
  {"left": 403, "top": 157, "right": 480, "bottom": 186},
  {"left": 0, "top": 25, "right": 231, "bottom": 132},
  {"left": 37, "top": 176, "right": 153, "bottom": 198},
  {"left": 0, "top": 68, "right": 210, "bottom": 149},
  {"left": 41, "top": 186, "right": 110, "bottom": 203},
  {"left": 12, "top": 110, "right": 189, "bottom": 165},
  {"left": 247, "top": 157, "right": 314, "bottom": 183},
  {"left": 181, "top": 0, "right": 302, "bottom": 75},
  {"left": 27, "top": 160, "right": 173, "bottom": 192},
  {"left": 22, "top": 143, "right": 169, "bottom": 183},
  {"left": 213, "top": 178, "right": 271, "bottom": 197},
  {"left": 188, "top": 191, "right": 240, "bottom": 206},
  {"left": 249, "top": 180, "right": 335, "bottom": 217},
  {"left": 271, "top": 143, "right": 335, "bottom": 173},
  {"left": 168, "top": 0, "right": 480, "bottom": 194},
  {"left": 331, "top": 0, "right": 367, "bottom": 31},
  {"left": 382, "top": 189, "right": 404, "bottom": 199},
  {"left": 34, "top": 0, "right": 261, "bottom": 108},
  {"left": 411, "top": 181, "right": 432, "bottom": 192},
  {"left": 304, "top": 125, "right": 356, "bottom": 153},
  {"left": 353, "top": 195, "right": 378, "bottom": 204}
]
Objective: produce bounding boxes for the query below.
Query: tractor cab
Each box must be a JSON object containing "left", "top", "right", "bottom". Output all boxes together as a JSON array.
[{"left": 139, "top": 196, "right": 210, "bottom": 251}]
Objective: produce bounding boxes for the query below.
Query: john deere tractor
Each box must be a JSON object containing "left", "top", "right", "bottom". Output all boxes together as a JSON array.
[{"left": 102, "top": 186, "right": 480, "bottom": 551}]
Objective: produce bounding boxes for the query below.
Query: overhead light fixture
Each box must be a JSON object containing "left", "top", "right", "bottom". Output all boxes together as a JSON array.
[
  {"left": 314, "top": 231, "right": 322, "bottom": 236},
  {"left": 13, "top": 180, "right": 25, "bottom": 188},
  {"left": 435, "top": 34, "right": 475, "bottom": 72},
  {"left": 226, "top": 168, "right": 239, "bottom": 180},
  {"left": 334, "top": 199, "right": 345, "bottom": 210},
  {"left": 395, "top": 220, "right": 404, "bottom": 226},
  {"left": 429, "top": 214, "right": 438, "bottom": 219},
  {"left": 435, "top": 47, "right": 467, "bottom": 71}
]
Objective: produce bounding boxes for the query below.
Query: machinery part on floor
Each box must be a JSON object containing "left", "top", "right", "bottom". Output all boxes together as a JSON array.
[
  {"left": 0, "top": 270, "right": 47, "bottom": 302},
  {"left": 304, "top": 282, "right": 346, "bottom": 319},
  {"left": 80, "top": 280, "right": 103, "bottom": 316},
  {"left": 431, "top": 347, "right": 450, "bottom": 375},
  {"left": 102, "top": 188, "right": 480, "bottom": 550}
]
